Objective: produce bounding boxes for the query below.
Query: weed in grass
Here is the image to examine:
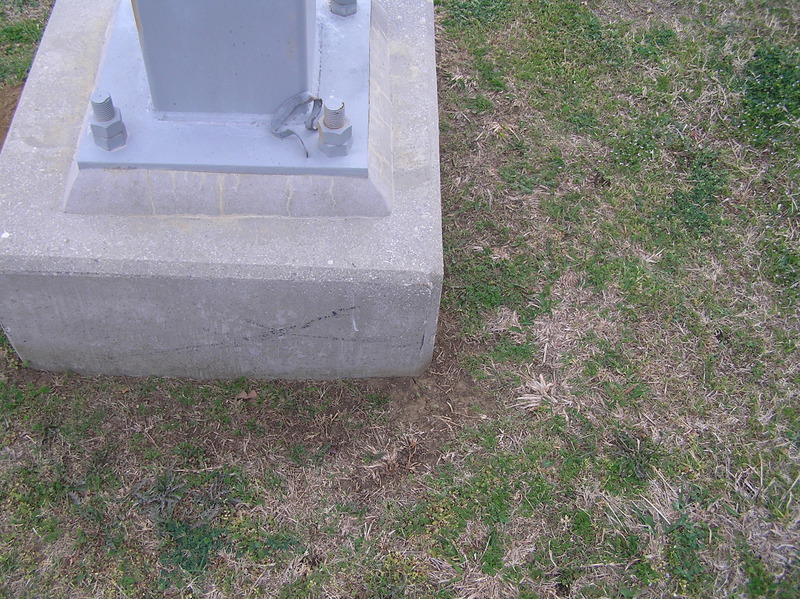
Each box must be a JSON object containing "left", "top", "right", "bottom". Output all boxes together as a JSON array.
[
  {"left": 518, "top": 473, "right": 553, "bottom": 516},
  {"left": 159, "top": 519, "right": 224, "bottom": 575},
  {"left": 665, "top": 514, "right": 709, "bottom": 592},
  {"left": 780, "top": 401, "right": 800, "bottom": 449},
  {"left": 67, "top": 404, "right": 109, "bottom": 441},
  {"left": 365, "top": 390, "right": 391, "bottom": 410},
  {"left": 581, "top": 248, "right": 622, "bottom": 292},
  {"left": 481, "top": 528, "right": 505, "bottom": 575},
  {"left": 259, "top": 468, "right": 286, "bottom": 493},
  {"left": 761, "top": 236, "right": 799, "bottom": 305},
  {"left": 231, "top": 515, "right": 302, "bottom": 564},
  {"left": 280, "top": 385, "right": 331, "bottom": 417},
  {"left": 72, "top": 494, "right": 111, "bottom": 529},
  {"left": 462, "top": 421, "right": 500, "bottom": 450},
  {"left": 674, "top": 483, "right": 713, "bottom": 511},
  {"left": 278, "top": 569, "right": 329, "bottom": 599},
  {"left": 0, "top": 547, "right": 21, "bottom": 577},
  {"left": 633, "top": 24, "right": 677, "bottom": 62},
  {"left": 741, "top": 43, "right": 800, "bottom": 147},
  {"left": 288, "top": 442, "right": 310, "bottom": 466},
  {"left": 608, "top": 533, "right": 659, "bottom": 584},
  {"left": 772, "top": 565, "right": 800, "bottom": 599},
  {"left": 611, "top": 116, "right": 666, "bottom": 171},
  {"left": 582, "top": 334, "right": 629, "bottom": 375},
  {"left": 2, "top": 462, "right": 69, "bottom": 522},
  {"left": 135, "top": 471, "right": 184, "bottom": 521},
  {"left": 739, "top": 545, "right": 778, "bottom": 599},
  {"left": 714, "top": 324, "right": 766, "bottom": 372},
  {"left": 364, "top": 552, "right": 432, "bottom": 597},
  {"left": 244, "top": 417, "right": 266, "bottom": 437},
  {"left": 559, "top": 86, "right": 600, "bottom": 132},
  {"left": 542, "top": 191, "right": 592, "bottom": 225},
  {"left": 174, "top": 441, "right": 206, "bottom": 467},
  {"left": 571, "top": 509, "right": 595, "bottom": 542},
  {"left": 761, "top": 466, "right": 800, "bottom": 522},
  {"left": 663, "top": 149, "right": 727, "bottom": 236},
  {"left": 604, "top": 430, "right": 659, "bottom": 494},
  {"left": 602, "top": 380, "right": 649, "bottom": 409},
  {"left": 473, "top": 46, "right": 505, "bottom": 91},
  {"left": 1, "top": 0, "right": 46, "bottom": 14},
  {"left": 486, "top": 335, "right": 536, "bottom": 365},
  {"left": 0, "top": 381, "right": 49, "bottom": 415},
  {"left": 184, "top": 470, "right": 247, "bottom": 521},
  {"left": 462, "top": 93, "right": 493, "bottom": 114},
  {"left": 398, "top": 451, "right": 517, "bottom": 562},
  {"left": 114, "top": 553, "right": 151, "bottom": 595},
  {"left": 210, "top": 397, "right": 231, "bottom": 424},
  {"left": 558, "top": 449, "right": 586, "bottom": 484},
  {"left": 83, "top": 443, "right": 122, "bottom": 491},
  {"left": 499, "top": 148, "right": 565, "bottom": 192}
]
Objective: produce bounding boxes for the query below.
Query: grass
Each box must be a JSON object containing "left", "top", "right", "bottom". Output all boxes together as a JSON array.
[
  {"left": 1, "top": 0, "right": 799, "bottom": 597},
  {"left": 0, "top": 0, "right": 51, "bottom": 86}
]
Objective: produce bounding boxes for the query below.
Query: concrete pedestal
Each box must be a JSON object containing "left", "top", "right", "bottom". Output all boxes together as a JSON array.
[{"left": 0, "top": 0, "right": 442, "bottom": 379}]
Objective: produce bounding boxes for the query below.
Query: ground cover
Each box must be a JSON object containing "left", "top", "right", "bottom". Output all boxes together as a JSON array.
[{"left": 0, "top": 0, "right": 798, "bottom": 597}]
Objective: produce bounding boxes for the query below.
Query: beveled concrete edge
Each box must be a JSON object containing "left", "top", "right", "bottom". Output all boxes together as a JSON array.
[{"left": 64, "top": 170, "right": 391, "bottom": 217}]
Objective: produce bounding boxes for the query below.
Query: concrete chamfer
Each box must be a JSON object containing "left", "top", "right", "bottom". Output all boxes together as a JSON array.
[{"left": 0, "top": 0, "right": 442, "bottom": 380}]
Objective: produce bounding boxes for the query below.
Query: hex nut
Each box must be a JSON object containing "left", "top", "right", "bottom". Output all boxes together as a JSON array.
[
  {"left": 331, "top": 0, "right": 357, "bottom": 17},
  {"left": 90, "top": 108, "right": 126, "bottom": 139},
  {"left": 318, "top": 118, "right": 353, "bottom": 145},
  {"left": 319, "top": 139, "right": 352, "bottom": 158},
  {"left": 94, "top": 130, "right": 128, "bottom": 151}
]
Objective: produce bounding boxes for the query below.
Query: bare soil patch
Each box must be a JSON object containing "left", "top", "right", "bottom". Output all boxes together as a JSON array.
[
  {"left": 0, "top": 84, "right": 22, "bottom": 149},
  {"left": 2, "top": 312, "right": 489, "bottom": 492}
]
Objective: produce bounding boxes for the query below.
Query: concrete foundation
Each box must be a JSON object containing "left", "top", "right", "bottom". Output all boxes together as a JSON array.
[{"left": 0, "top": 0, "right": 442, "bottom": 379}]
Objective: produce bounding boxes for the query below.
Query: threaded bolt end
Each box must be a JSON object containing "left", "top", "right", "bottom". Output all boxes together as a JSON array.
[
  {"left": 331, "top": 0, "right": 358, "bottom": 16},
  {"left": 91, "top": 91, "right": 115, "bottom": 122},
  {"left": 323, "top": 97, "right": 346, "bottom": 129}
]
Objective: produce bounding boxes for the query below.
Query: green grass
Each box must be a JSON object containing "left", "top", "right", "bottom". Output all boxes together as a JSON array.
[
  {"left": 1, "top": 0, "right": 799, "bottom": 597},
  {"left": 0, "top": 1, "right": 50, "bottom": 86},
  {"left": 740, "top": 42, "right": 800, "bottom": 146}
]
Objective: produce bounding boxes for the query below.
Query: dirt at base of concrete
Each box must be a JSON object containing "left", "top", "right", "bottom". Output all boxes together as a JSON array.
[{"left": 0, "top": 85, "right": 22, "bottom": 150}]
